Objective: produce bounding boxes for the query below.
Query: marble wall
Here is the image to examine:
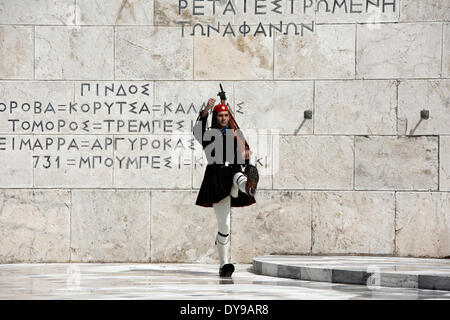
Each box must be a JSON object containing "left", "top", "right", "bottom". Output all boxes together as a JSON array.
[{"left": 0, "top": 0, "right": 448, "bottom": 263}]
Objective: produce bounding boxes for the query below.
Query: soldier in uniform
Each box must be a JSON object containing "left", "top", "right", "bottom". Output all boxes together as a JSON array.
[{"left": 193, "top": 97, "right": 259, "bottom": 277}]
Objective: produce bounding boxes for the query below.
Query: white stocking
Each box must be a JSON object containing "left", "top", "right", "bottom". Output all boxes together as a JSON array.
[
  {"left": 213, "top": 195, "right": 231, "bottom": 268},
  {"left": 230, "top": 172, "right": 248, "bottom": 197}
]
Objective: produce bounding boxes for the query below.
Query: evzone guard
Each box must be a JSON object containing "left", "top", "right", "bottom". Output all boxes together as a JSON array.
[{"left": 193, "top": 84, "right": 259, "bottom": 277}]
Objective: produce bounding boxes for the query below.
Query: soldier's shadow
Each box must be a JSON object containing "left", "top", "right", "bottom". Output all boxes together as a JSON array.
[{"left": 219, "top": 278, "right": 234, "bottom": 285}]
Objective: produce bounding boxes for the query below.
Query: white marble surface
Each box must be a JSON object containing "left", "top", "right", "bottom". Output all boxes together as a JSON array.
[
  {"left": 35, "top": 26, "right": 114, "bottom": 80},
  {"left": 0, "top": 0, "right": 75, "bottom": 25},
  {"left": 400, "top": 0, "right": 449, "bottom": 22},
  {"left": 396, "top": 192, "right": 450, "bottom": 258},
  {"left": 444, "top": 23, "right": 449, "bottom": 78},
  {"left": 150, "top": 190, "right": 217, "bottom": 263},
  {"left": 234, "top": 81, "right": 314, "bottom": 134},
  {"left": 275, "top": 24, "right": 355, "bottom": 80},
  {"left": 115, "top": 26, "right": 193, "bottom": 80},
  {"left": 0, "top": 263, "right": 449, "bottom": 300},
  {"left": 315, "top": 80, "right": 397, "bottom": 135},
  {"left": 355, "top": 136, "right": 439, "bottom": 190},
  {"left": 441, "top": 137, "right": 450, "bottom": 191},
  {"left": 356, "top": 23, "right": 442, "bottom": 78},
  {"left": 273, "top": 135, "right": 354, "bottom": 189},
  {"left": 0, "top": 190, "right": 71, "bottom": 263},
  {"left": 0, "top": 26, "right": 33, "bottom": 79},
  {"left": 231, "top": 191, "right": 312, "bottom": 262},
  {"left": 77, "top": 0, "right": 154, "bottom": 25},
  {"left": 194, "top": 33, "right": 273, "bottom": 80},
  {"left": 71, "top": 190, "right": 151, "bottom": 262},
  {"left": 397, "top": 80, "right": 450, "bottom": 135},
  {"left": 311, "top": 191, "right": 395, "bottom": 255}
]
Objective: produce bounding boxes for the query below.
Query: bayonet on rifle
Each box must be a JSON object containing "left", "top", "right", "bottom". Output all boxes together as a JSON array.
[{"left": 218, "top": 84, "right": 227, "bottom": 103}]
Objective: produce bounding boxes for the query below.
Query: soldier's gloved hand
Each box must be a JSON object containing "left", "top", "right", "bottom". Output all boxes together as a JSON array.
[
  {"left": 207, "top": 98, "right": 215, "bottom": 110},
  {"left": 201, "top": 98, "right": 216, "bottom": 118}
]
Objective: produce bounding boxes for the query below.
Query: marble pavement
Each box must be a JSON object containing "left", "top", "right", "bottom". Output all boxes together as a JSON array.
[{"left": 0, "top": 261, "right": 450, "bottom": 299}]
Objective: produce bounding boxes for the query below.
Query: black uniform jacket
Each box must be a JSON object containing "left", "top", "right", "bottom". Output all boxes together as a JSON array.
[{"left": 193, "top": 109, "right": 256, "bottom": 208}]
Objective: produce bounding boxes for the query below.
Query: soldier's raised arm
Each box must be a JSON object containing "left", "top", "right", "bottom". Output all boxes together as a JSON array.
[{"left": 193, "top": 98, "right": 215, "bottom": 148}]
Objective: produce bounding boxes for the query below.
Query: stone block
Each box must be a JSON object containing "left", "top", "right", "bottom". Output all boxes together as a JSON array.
[
  {"left": 234, "top": 81, "right": 314, "bottom": 134},
  {"left": 0, "top": 0, "right": 75, "bottom": 25},
  {"left": 440, "top": 136, "right": 450, "bottom": 191},
  {"left": 231, "top": 191, "right": 312, "bottom": 263},
  {"left": 0, "top": 26, "right": 33, "bottom": 79},
  {"left": 0, "top": 190, "right": 70, "bottom": 263},
  {"left": 356, "top": 23, "right": 442, "bottom": 78},
  {"left": 115, "top": 26, "right": 193, "bottom": 80},
  {"left": 398, "top": 80, "right": 450, "bottom": 135},
  {"left": 71, "top": 189, "right": 150, "bottom": 262},
  {"left": 150, "top": 190, "right": 217, "bottom": 263},
  {"left": 444, "top": 23, "right": 449, "bottom": 78},
  {"left": 273, "top": 135, "right": 354, "bottom": 189},
  {"left": 315, "top": 80, "right": 397, "bottom": 135},
  {"left": 194, "top": 33, "right": 273, "bottom": 80},
  {"left": 275, "top": 24, "right": 355, "bottom": 79},
  {"left": 35, "top": 26, "right": 114, "bottom": 80},
  {"left": 300, "top": 266, "right": 332, "bottom": 282},
  {"left": 355, "top": 136, "right": 439, "bottom": 190},
  {"left": 396, "top": 192, "right": 450, "bottom": 258},
  {"left": 311, "top": 191, "right": 395, "bottom": 254}
]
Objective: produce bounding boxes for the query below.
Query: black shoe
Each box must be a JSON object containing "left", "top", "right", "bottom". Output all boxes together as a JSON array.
[
  {"left": 244, "top": 164, "right": 259, "bottom": 197},
  {"left": 219, "top": 263, "right": 235, "bottom": 277}
]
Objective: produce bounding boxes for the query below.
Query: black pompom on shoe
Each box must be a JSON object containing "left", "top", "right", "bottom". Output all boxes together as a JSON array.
[
  {"left": 219, "top": 263, "right": 235, "bottom": 277},
  {"left": 244, "top": 164, "right": 259, "bottom": 197}
]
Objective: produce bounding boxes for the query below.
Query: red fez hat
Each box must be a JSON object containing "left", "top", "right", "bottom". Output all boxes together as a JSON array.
[{"left": 213, "top": 104, "right": 229, "bottom": 113}]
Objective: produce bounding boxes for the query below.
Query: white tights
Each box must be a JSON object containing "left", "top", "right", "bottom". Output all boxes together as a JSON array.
[{"left": 213, "top": 171, "right": 247, "bottom": 268}]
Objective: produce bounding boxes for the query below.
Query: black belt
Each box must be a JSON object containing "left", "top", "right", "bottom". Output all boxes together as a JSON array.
[{"left": 210, "top": 161, "right": 230, "bottom": 168}]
